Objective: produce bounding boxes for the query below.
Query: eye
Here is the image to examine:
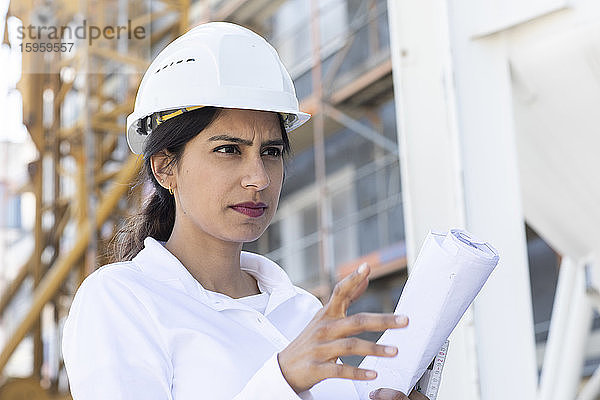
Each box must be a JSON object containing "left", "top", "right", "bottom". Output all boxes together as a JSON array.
[
  {"left": 214, "top": 145, "right": 240, "bottom": 154},
  {"left": 262, "top": 147, "right": 282, "bottom": 157}
]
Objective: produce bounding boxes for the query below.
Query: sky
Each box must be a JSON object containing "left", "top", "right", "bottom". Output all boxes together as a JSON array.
[
  {"left": 0, "top": 0, "right": 37, "bottom": 280},
  {"left": 0, "top": 0, "right": 29, "bottom": 145}
]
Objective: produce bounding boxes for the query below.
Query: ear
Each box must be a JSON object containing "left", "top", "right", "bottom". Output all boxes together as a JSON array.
[{"left": 150, "top": 151, "right": 176, "bottom": 189}]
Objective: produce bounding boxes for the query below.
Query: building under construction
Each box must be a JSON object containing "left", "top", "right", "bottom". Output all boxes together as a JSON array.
[{"left": 0, "top": 0, "right": 599, "bottom": 399}]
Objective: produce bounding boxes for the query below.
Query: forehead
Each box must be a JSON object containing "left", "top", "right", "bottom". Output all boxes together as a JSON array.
[{"left": 206, "top": 108, "right": 281, "bottom": 138}]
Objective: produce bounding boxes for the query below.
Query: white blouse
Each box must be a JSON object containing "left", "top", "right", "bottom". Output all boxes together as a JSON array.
[
  {"left": 62, "top": 236, "right": 361, "bottom": 399},
  {"left": 235, "top": 291, "right": 270, "bottom": 314}
]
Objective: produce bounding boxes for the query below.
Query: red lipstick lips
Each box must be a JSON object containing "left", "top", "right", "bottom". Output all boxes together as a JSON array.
[{"left": 230, "top": 202, "right": 267, "bottom": 218}]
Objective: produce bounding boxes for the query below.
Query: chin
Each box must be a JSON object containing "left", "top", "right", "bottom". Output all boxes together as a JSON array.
[{"left": 225, "top": 226, "right": 267, "bottom": 244}]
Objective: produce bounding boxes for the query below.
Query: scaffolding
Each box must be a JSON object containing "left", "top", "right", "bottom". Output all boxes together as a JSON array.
[{"left": 0, "top": 0, "right": 405, "bottom": 397}]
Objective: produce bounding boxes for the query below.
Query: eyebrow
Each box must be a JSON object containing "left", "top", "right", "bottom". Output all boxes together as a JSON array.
[{"left": 207, "top": 134, "right": 284, "bottom": 147}]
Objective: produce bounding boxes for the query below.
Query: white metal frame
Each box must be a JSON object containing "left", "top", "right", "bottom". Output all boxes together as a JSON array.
[{"left": 388, "top": 0, "right": 600, "bottom": 398}]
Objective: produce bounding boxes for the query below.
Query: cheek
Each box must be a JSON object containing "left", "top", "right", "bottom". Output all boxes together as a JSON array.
[
  {"left": 179, "top": 165, "right": 224, "bottom": 204},
  {"left": 267, "top": 167, "right": 283, "bottom": 210},
  {"left": 268, "top": 161, "right": 284, "bottom": 183}
]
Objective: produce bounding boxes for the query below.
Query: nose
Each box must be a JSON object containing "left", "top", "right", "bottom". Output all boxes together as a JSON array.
[{"left": 241, "top": 157, "right": 270, "bottom": 191}]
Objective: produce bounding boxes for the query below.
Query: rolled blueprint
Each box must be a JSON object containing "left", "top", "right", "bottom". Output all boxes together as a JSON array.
[{"left": 354, "top": 229, "right": 499, "bottom": 399}]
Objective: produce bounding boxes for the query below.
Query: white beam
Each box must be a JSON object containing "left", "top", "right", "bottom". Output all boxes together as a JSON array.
[
  {"left": 386, "top": 0, "right": 466, "bottom": 261},
  {"left": 577, "top": 257, "right": 600, "bottom": 400},
  {"left": 386, "top": 1, "right": 477, "bottom": 399},
  {"left": 445, "top": 0, "right": 539, "bottom": 395},
  {"left": 538, "top": 257, "right": 577, "bottom": 399},
  {"left": 551, "top": 261, "right": 593, "bottom": 399},
  {"left": 578, "top": 367, "right": 600, "bottom": 400}
]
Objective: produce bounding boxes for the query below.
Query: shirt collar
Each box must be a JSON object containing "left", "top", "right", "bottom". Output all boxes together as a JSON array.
[{"left": 132, "top": 237, "right": 297, "bottom": 314}]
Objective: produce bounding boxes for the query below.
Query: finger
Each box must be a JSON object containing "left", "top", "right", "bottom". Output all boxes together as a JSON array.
[
  {"left": 369, "top": 388, "right": 409, "bottom": 400},
  {"left": 323, "top": 312, "right": 408, "bottom": 338},
  {"left": 316, "top": 337, "right": 398, "bottom": 359},
  {"left": 325, "top": 263, "right": 370, "bottom": 316},
  {"left": 408, "top": 390, "right": 430, "bottom": 400},
  {"left": 317, "top": 361, "right": 378, "bottom": 382},
  {"left": 348, "top": 274, "right": 369, "bottom": 304}
]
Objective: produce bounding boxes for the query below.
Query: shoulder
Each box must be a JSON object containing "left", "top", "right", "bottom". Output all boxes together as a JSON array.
[
  {"left": 64, "top": 261, "right": 167, "bottom": 346},
  {"left": 70, "top": 261, "right": 149, "bottom": 312},
  {"left": 95, "top": 259, "right": 143, "bottom": 278},
  {"left": 76, "top": 260, "right": 140, "bottom": 290}
]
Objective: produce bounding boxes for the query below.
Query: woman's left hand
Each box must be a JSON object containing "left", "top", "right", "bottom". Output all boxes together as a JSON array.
[{"left": 369, "top": 388, "right": 430, "bottom": 400}]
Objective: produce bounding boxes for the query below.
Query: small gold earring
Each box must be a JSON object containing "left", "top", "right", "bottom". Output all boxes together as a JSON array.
[{"left": 168, "top": 186, "right": 174, "bottom": 195}]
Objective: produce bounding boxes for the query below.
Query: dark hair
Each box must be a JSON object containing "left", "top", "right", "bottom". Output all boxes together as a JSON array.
[{"left": 110, "top": 106, "right": 291, "bottom": 262}]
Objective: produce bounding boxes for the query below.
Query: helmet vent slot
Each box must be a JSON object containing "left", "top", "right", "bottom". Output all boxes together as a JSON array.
[{"left": 154, "top": 59, "right": 196, "bottom": 74}]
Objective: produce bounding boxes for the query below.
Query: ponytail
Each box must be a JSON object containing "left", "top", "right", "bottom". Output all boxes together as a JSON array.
[{"left": 111, "top": 184, "right": 176, "bottom": 262}]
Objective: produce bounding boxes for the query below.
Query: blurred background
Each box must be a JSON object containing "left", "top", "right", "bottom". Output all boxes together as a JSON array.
[{"left": 0, "top": 0, "right": 599, "bottom": 399}]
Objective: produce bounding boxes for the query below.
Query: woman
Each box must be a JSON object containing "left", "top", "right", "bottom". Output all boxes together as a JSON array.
[{"left": 62, "top": 22, "right": 428, "bottom": 400}]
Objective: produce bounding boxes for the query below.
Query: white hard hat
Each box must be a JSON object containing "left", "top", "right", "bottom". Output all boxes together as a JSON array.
[{"left": 126, "top": 22, "right": 311, "bottom": 154}]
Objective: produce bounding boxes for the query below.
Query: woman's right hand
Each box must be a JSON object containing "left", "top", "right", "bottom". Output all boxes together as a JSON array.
[{"left": 277, "top": 263, "right": 409, "bottom": 394}]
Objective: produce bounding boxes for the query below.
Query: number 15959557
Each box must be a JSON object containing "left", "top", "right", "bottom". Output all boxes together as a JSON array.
[{"left": 19, "top": 42, "right": 74, "bottom": 52}]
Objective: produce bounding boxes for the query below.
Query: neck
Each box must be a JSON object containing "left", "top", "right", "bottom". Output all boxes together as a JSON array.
[{"left": 164, "top": 221, "right": 260, "bottom": 299}]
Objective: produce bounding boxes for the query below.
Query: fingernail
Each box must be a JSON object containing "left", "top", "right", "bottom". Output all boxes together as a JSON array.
[
  {"left": 396, "top": 315, "right": 408, "bottom": 325},
  {"left": 358, "top": 263, "right": 368, "bottom": 274},
  {"left": 365, "top": 370, "right": 376, "bottom": 378}
]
